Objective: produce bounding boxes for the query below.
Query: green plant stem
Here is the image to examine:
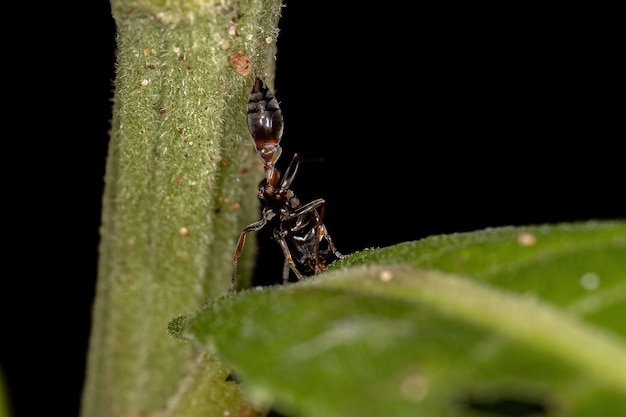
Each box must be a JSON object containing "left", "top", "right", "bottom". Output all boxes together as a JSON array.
[{"left": 80, "top": 1, "right": 282, "bottom": 416}]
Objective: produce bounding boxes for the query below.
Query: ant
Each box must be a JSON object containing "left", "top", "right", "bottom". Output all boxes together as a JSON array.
[{"left": 229, "top": 77, "right": 343, "bottom": 293}]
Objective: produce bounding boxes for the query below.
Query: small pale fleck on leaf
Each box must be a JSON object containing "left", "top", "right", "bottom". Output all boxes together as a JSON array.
[
  {"left": 379, "top": 270, "right": 393, "bottom": 282},
  {"left": 580, "top": 272, "right": 600, "bottom": 290},
  {"left": 399, "top": 370, "right": 429, "bottom": 402},
  {"left": 517, "top": 232, "right": 537, "bottom": 246}
]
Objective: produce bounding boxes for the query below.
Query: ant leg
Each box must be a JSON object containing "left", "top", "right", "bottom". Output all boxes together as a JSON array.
[
  {"left": 314, "top": 202, "right": 343, "bottom": 259},
  {"left": 287, "top": 197, "right": 326, "bottom": 221},
  {"left": 276, "top": 234, "right": 305, "bottom": 282},
  {"left": 317, "top": 222, "right": 344, "bottom": 259},
  {"left": 230, "top": 217, "right": 268, "bottom": 294},
  {"left": 280, "top": 153, "right": 325, "bottom": 192},
  {"left": 279, "top": 153, "right": 303, "bottom": 191},
  {"left": 308, "top": 202, "right": 343, "bottom": 273}
]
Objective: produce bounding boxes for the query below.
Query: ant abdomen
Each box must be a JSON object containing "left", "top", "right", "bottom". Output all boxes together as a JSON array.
[{"left": 247, "top": 78, "right": 283, "bottom": 166}]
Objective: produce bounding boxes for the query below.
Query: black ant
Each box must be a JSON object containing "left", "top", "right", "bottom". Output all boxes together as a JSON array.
[{"left": 229, "top": 77, "right": 343, "bottom": 293}]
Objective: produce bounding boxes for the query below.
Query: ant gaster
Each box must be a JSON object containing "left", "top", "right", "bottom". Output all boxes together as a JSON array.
[{"left": 230, "top": 77, "right": 343, "bottom": 293}]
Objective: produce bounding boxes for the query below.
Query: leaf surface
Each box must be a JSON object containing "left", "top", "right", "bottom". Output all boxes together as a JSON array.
[{"left": 180, "top": 221, "right": 626, "bottom": 417}]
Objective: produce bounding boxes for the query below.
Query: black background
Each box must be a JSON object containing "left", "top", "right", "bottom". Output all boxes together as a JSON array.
[{"left": 2, "top": 2, "right": 622, "bottom": 417}]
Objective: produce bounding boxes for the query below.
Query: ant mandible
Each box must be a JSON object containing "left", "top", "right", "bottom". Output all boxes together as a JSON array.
[{"left": 229, "top": 77, "right": 343, "bottom": 293}]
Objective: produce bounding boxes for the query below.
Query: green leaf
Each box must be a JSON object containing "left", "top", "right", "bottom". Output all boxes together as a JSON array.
[{"left": 179, "top": 220, "right": 626, "bottom": 417}]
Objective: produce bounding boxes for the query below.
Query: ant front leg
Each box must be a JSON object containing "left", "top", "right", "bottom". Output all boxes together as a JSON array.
[
  {"left": 287, "top": 198, "right": 326, "bottom": 225},
  {"left": 230, "top": 215, "right": 269, "bottom": 294}
]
